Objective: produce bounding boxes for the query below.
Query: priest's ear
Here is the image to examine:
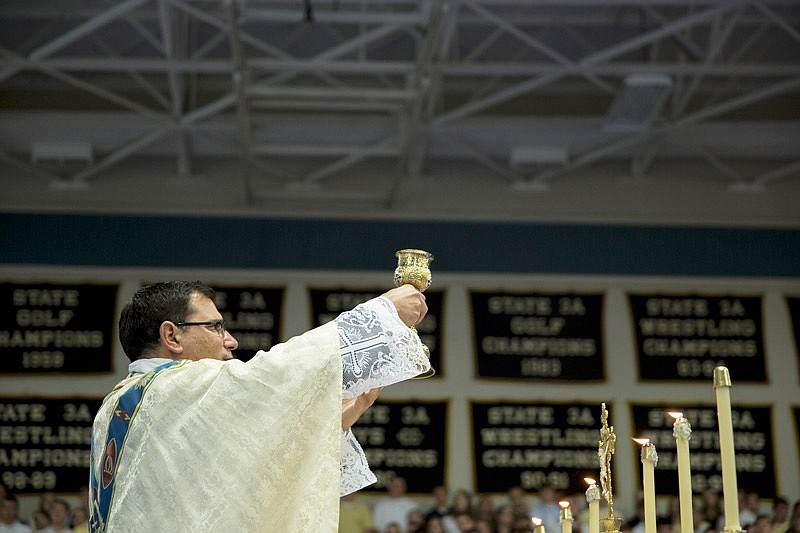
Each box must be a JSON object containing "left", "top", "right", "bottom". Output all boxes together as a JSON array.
[{"left": 159, "top": 321, "right": 185, "bottom": 357}]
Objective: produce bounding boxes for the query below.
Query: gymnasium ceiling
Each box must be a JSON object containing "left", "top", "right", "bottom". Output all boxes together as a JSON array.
[{"left": 0, "top": 0, "right": 799, "bottom": 225}]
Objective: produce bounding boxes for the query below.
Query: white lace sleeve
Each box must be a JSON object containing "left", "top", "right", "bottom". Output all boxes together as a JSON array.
[
  {"left": 336, "top": 296, "right": 431, "bottom": 495},
  {"left": 340, "top": 428, "right": 377, "bottom": 496},
  {"left": 336, "top": 296, "right": 430, "bottom": 399}
]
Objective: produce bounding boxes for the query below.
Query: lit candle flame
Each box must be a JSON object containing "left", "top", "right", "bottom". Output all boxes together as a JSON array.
[
  {"left": 532, "top": 517, "right": 542, "bottom": 526},
  {"left": 632, "top": 437, "right": 650, "bottom": 446},
  {"left": 668, "top": 411, "right": 683, "bottom": 419},
  {"left": 584, "top": 477, "right": 596, "bottom": 485},
  {"left": 559, "top": 501, "right": 570, "bottom": 509}
]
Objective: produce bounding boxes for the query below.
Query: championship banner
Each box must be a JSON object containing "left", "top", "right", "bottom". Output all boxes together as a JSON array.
[
  {"left": 210, "top": 286, "right": 284, "bottom": 362},
  {"left": 471, "top": 401, "right": 604, "bottom": 493},
  {"left": 0, "top": 282, "right": 118, "bottom": 373},
  {"left": 793, "top": 406, "right": 800, "bottom": 474},
  {"left": 786, "top": 297, "right": 800, "bottom": 382},
  {"left": 0, "top": 398, "right": 101, "bottom": 493},
  {"left": 628, "top": 294, "right": 766, "bottom": 382},
  {"left": 630, "top": 403, "right": 776, "bottom": 497},
  {"left": 309, "top": 288, "right": 445, "bottom": 377},
  {"left": 353, "top": 399, "right": 447, "bottom": 494},
  {"left": 470, "top": 291, "right": 604, "bottom": 380}
]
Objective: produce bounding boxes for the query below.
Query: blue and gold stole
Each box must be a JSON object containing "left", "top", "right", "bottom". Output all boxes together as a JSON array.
[{"left": 88, "top": 359, "right": 188, "bottom": 533}]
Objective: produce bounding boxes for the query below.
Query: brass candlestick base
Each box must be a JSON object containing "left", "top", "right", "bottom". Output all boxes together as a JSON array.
[
  {"left": 394, "top": 248, "right": 435, "bottom": 379},
  {"left": 601, "top": 517, "right": 622, "bottom": 533}
]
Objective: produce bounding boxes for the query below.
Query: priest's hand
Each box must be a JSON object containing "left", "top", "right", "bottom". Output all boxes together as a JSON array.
[
  {"left": 342, "top": 387, "right": 383, "bottom": 431},
  {"left": 382, "top": 285, "right": 427, "bottom": 327}
]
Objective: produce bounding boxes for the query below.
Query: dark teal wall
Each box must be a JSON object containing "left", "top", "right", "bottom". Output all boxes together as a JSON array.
[{"left": 1, "top": 213, "right": 798, "bottom": 276}]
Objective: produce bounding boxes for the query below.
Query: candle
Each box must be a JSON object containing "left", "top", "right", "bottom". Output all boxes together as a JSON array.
[
  {"left": 634, "top": 438, "right": 658, "bottom": 533},
  {"left": 532, "top": 516, "right": 546, "bottom": 533},
  {"left": 585, "top": 478, "right": 600, "bottom": 533},
  {"left": 669, "top": 412, "right": 694, "bottom": 533},
  {"left": 714, "top": 366, "right": 741, "bottom": 532},
  {"left": 560, "top": 501, "right": 573, "bottom": 533}
]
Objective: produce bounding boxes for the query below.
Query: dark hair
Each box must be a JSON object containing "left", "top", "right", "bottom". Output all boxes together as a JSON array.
[{"left": 119, "top": 281, "right": 215, "bottom": 362}]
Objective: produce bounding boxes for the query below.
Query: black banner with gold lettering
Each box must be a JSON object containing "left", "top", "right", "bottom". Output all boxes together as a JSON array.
[
  {"left": 0, "top": 283, "right": 117, "bottom": 373},
  {"left": 787, "top": 297, "right": 800, "bottom": 382},
  {"left": 630, "top": 404, "right": 776, "bottom": 497},
  {"left": 628, "top": 294, "right": 766, "bottom": 382},
  {"left": 352, "top": 400, "right": 447, "bottom": 494},
  {"left": 794, "top": 406, "right": 800, "bottom": 475},
  {"left": 210, "top": 286, "right": 283, "bottom": 362},
  {"left": 309, "top": 288, "right": 445, "bottom": 377},
  {"left": 471, "top": 401, "right": 604, "bottom": 493},
  {"left": 0, "top": 398, "right": 101, "bottom": 493},
  {"left": 470, "top": 291, "right": 604, "bottom": 380}
]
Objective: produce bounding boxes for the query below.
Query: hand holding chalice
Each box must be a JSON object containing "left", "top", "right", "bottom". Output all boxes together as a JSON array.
[{"left": 394, "top": 248, "right": 435, "bottom": 379}]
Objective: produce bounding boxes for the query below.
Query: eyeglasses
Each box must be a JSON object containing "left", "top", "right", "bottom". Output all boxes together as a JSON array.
[{"left": 174, "top": 320, "right": 226, "bottom": 337}]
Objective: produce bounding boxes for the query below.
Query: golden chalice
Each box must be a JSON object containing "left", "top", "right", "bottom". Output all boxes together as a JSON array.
[{"left": 394, "top": 248, "right": 435, "bottom": 379}]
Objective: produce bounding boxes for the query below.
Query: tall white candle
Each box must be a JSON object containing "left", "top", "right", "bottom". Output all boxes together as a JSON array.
[
  {"left": 585, "top": 478, "right": 600, "bottom": 533},
  {"left": 560, "top": 501, "right": 573, "bottom": 533},
  {"left": 634, "top": 438, "right": 658, "bottom": 533},
  {"left": 714, "top": 366, "right": 741, "bottom": 532},
  {"left": 670, "top": 412, "right": 694, "bottom": 533}
]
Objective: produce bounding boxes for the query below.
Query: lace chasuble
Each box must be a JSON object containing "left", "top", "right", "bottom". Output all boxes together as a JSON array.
[{"left": 90, "top": 297, "right": 429, "bottom": 532}]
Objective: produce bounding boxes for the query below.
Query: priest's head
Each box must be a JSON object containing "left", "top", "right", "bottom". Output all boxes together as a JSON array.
[{"left": 119, "top": 281, "right": 238, "bottom": 362}]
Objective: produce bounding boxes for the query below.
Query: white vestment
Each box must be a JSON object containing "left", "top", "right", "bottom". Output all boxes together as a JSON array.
[{"left": 90, "top": 297, "right": 429, "bottom": 532}]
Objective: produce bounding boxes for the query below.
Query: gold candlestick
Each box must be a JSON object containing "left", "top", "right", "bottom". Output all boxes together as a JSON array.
[
  {"left": 598, "top": 403, "right": 622, "bottom": 533},
  {"left": 393, "top": 248, "right": 435, "bottom": 379},
  {"left": 532, "top": 517, "right": 546, "bottom": 533}
]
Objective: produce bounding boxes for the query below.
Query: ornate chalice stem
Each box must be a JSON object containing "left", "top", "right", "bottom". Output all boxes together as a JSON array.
[{"left": 394, "top": 248, "right": 435, "bottom": 379}]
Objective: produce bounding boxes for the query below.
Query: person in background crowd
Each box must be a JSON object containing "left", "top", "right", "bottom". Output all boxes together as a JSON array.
[
  {"left": 771, "top": 497, "right": 790, "bottom": 533},
  {"left": 693, "top": 506, "right": 712, "bottom": 533},
  {"left": 506, "top": 487, "right": 529, "bottom": 520},
  {"left": 445, "top": 490, "right": 474, "bottom": 533},
  {"left": 339, "top": 492, "right": 375, "bottom": 533},
  {"left": 68, "top": 507, "right": 87, "bottom": 533},
  {"left": 494, "top": 505, "right": 515, "bottom": 533},
  {"left": 0, "top": 495, "right": 32, "bottom": 533},
  {"left": 657, "top": 516, "right": 674, "bottom": 533},
  {"left": 386, "top": 523, "right": 403, "bottom": 533},
  {"left": 625, "top": 490, "right": 646, "bottom": 533},
  {"left": 473, "top": 518, "right": 492, "bottom": 533},
  {"left": 473, "top": 495, "right": 496, "bottom": 531},
  {"left": 423, "top": 515, "right": 445, "bottom": 533},
  {"left": 36, "top": 495, "right": 54, "bottom": 521},
  {"left": 701, "top": 489, "right": 723, "bottom": 532},
  {"left": 785, "top": 505, "right": 800, "bottom": 533},
  {"left": 749, "top": 516, "right": 772, "bottom": 533},
  {"left": 426, "top": 486, "right": 452, "bottom": 524},
  {"left": 530, "top": 484, "right": 561, "bottom": 533},
  {"left": 38, "top": 499, "right": 71, "bottom": 533},
  {"left": 407, "top": 509, "right": 425, "bottom": 533},
  {"left": 740, "top": 490, "right": 760, "bottom": 529},
  {"left": 30, "top": 510, "right": 50, "bottom": 532},
  {"left": 452, "top": 513, "right": 475, "bottom": 533},
  {"left": 373, "top": 476, "right": 420, "bottom": 533},
  {"left": 667, "top": 496, "right": 682, "bottom": 533}
]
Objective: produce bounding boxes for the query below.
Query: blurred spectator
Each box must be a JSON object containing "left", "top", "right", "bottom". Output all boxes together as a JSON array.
[
  {"left": 771, "top": 497, "right": 790, "bottom": 533},
  {"left": 340, "top": 492, "right": 375, "bottom": 533},
  {"left": 373, "top": 477, "right": 418, "bottom": 533},
  {"left": 0, "top": 495, "right": 32, "bottom": 533},
  {"left": 37, "top": 498, "right": 71, "bottom": 533}
]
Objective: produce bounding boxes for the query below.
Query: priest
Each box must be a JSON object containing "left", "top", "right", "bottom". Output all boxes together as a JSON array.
[{"left": 89, "top": 280, "right": 430, "bottom": 532}]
